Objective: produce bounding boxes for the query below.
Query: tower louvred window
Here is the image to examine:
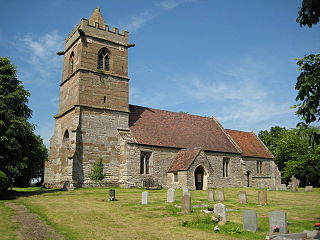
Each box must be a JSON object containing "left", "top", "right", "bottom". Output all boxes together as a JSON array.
[{"left": 98, "top": 48, "right": 110, "bottom": 71}]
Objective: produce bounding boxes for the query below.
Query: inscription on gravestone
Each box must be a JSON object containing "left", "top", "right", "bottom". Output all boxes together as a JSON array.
[
  {"left": 269, "top": 211, "right": 288, "bottom": 234},
  {"left": 214, "top": 203, "right": 227, "bottom": 224},
  {"left": 238, "top": 191, "right": 247, "bottom": 204},
  {"left": 141, "top": 191, "right": 149, "bottom": 205},
  {"left": 167, "top": 188, "right": 175, "bottom": 203},
  {"left": 243, "top": 210, "right": 258, "bottom": 232}
]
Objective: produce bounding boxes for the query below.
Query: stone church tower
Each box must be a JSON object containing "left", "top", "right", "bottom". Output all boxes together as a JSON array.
[{"left": 44, "top": 8, "right": 134, "bottom": 188}]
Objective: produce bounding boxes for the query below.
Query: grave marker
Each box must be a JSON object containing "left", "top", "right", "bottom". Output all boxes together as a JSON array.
[
  {"left": 238, "top": 191, "right": 247, "bottom": 204},
  {"left": 167, "top": 188, "right": 176, "bottom": 203},
  {"left": 141, "top": 191, "right": 149, "bottom": 205},
  {"left": 243, "top": 210, "right": 258, "bottom": 232},
  {"left": 182, "top": 193, "right": 191, "bottom": 214},
  {"left": 215, "top": 188, "right": 225, "bottom": 201},
  {"left": 208, "top": 189, "right": 214, "bottom": 202},
  {"left": 214, "top": 203, "right": 227, "bottom": 224},
  {"left": 305, "top": 186, "right": 313, "bottom": 192},
  {"left": 258, "top": 190, "right": 267, "bottom": 205},
  {"left": 109, "top": 189, "right": 116, "bottom": 201},
  {"left": 269, "top": 211, "right": 287, "bottom": 234},
  {"left": 182, "top": 186, "right": 189, "bottom": 196}
]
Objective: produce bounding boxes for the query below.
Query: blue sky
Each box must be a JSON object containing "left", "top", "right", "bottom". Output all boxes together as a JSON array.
[{"left": 0, "top": 0, "right": 319, "bottom": 146}]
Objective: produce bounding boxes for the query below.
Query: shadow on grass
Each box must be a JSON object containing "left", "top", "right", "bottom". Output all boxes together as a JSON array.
[{"left": 0, "top": 188, "right": 64, "bottom": 200}]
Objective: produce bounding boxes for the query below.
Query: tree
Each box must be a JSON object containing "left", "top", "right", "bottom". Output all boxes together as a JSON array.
[
  {"left": 297, "top": 0, "right": 320, "bottom": 27},
  {"left": 0, "top": 57, "right": 47, "bottom": 186}
]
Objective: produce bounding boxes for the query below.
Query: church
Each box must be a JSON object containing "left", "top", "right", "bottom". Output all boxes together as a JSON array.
[{"left": 44, "top": 8, "right": 281, "bottom": 190}]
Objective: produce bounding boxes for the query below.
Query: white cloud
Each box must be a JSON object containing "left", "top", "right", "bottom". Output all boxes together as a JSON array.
[
  {"left": 125, "top": 0, "right": 196, "bottom": 32},
  {"left": 16, "top": 31, "right": 64, "bottom": 85}
]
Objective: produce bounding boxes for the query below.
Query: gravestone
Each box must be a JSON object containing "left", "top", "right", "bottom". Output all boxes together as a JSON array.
[
  {"left": 208, "top": 189, "right": 214, "bottom": 202},
  {"left": 289, "top": 175, "right": 300, "bottom": 192},
  {"left": 238, "top": 191, "right": 247, "bottom": 204},
  {"left": 214, "top": 203, "right": 227, "bottom": 224},
  {"left": 215, "top": 188, "right": 225, "bottom": 201},
  {"left": 269, "top": 211, "right": 288, "bottom": 234},
  {"left": 258, "top": 190, "right": 267, "bottom": 205},
  {"left": 278, "top": 184, "right": 287, "bottom": 191},
  {"left": 243, "top": 210, "right": 258, "bottom": 232},
  {"left": 181, "top": 193, "right": 191, "bottom": 214},
  {"left": 167, "top": 188, "right": 176, "bottom": 203},
  {"left": 305, "top": 186, "right": 313, "bottom": 192},
  {"left": 182, "top": 186, "right": 189, "bottom": 196},
  {"left": 109, "top": 189, "right": 116, "bottom": 201},
  {"left": 141, "top": 191, "right": 149, "bottom": 205}
]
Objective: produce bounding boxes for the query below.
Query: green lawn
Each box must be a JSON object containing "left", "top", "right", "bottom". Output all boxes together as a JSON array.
[{"left": 1, "top": 187, "right": 320, "bottom": 240}]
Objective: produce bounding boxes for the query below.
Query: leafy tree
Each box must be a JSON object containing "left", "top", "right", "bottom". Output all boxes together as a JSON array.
[
  {"left": 297, "top": 0, "right": 320, "bottom": 27},
  {"left": 0, "top": 57, "right": 47, "bottom": 186}
]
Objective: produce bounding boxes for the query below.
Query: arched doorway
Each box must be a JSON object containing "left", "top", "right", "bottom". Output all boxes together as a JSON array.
[{"left": 194, "top": 166, "right": 204, "bottom": 190}]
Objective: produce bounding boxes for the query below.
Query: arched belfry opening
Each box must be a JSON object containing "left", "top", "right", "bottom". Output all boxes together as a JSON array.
[
  {"left": 97, "top": 48, "right": 110, "bottom": 71},
  {"left": 194, "top": 165, "right": 205, "bottom": 190}
]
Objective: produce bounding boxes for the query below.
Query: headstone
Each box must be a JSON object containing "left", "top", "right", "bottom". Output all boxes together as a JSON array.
[
  {"left": 208, "top": 189, "right": 214, "bottom": 202},
  {"left": 305, "top": 186, "right": 313, "bottom": 192},
  {"left": 215, "top": 188, "right": 225, "bottom": 201},
  {"left": 181, "top": 193, "right": 191, "bottom": 214},
  {"left": 141, "top": 191, "right": 149, "bottom": 205},
  {"left": 182, "top": 186, "right": 189, "bottom": 196},
  {"left": 167, "top": 188, "right": 176, "bottom": 203},
  {"left": 258, "top": 190, "right": 267, "bottom": 205},
  {"left": 109, "top": 189, "right": 116, "bottom": 201},
  {"left": 269, "top": 211, "right": 288, "bottom": 234},
  {"left": 238, "top": 191, "right": 247, "bottom": 204},
  {"left": 243, "top": 210, "right": 258, "bottom": 232},
  {"left": 278, "top": 184, "right": 287, "bottom": 191},
  {"left": 214, "top": 203, "right": 227, "bottom": 224},
  {"left": 290, "top": 175, "right": 300, "bottom": 192}
]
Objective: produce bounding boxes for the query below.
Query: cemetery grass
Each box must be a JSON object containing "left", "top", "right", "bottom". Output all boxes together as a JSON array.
[{"left": 2, "top": 187, "right": 320, "bottom": 240}]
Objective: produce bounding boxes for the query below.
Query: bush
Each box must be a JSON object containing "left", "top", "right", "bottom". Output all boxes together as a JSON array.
[
  {"left": 89, "top": 158, "right": 104, "bottom": 181},
  {"left": 0, "top": 171, "right": 9, "bottom": 197}
]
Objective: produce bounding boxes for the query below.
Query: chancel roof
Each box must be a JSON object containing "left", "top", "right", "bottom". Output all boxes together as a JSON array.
[
  {"left": 129, "top": 105, "right": 240, "bottom": 154},
  {"left": 226, "top": 129, "right": 274, "bottom": 159}
]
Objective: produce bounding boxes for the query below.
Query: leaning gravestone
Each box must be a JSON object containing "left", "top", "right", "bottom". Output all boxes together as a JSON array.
[
  {"left": 182, "top": 193, "right": 191, "bottom": 214},
  {"left": 238, "top": 191, "right": 247, "bottom": 204},
  {"left": 208, "top": 189, "right": 214, "bottom": 202},
  {"left": 214, "top": 203, "right": 227, "bottom": 224},
  {"left": 141, "top": 191, "right": 149, "bottom": 205},
  {"left": 182, "top": 186, "right": 189, "bottom": 196},
  {"left": 109, "top": 189, "right": 116, "bottom": 201},
  {"left": 167, "top": 188, "right": 176, "bottom": 203},
  {"left": 305, "top": 186, "right": 313, "bottom": 192},
  {"left": 258, "top": 190, "right": 267, "bottom": 205},
  {"left": 215, "top": 188, "right": 225, "bottom": 201},
  {"left": 269, "top": 211, "right": 288, "bottom": 234},
  {"left": 243, "top": 210, "right": 258, "bottom": 232}
]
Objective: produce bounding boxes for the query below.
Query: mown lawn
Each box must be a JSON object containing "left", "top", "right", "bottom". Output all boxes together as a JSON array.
[{"left": 1, "top": 187, "right": 320, "bottom": 240}]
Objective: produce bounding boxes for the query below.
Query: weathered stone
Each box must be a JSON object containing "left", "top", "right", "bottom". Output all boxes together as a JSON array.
[
  {"left": 238, "top": 191, "right": 247, "bottom": 204},
  {"left": 181, "top": 193, "right": 191, "bottom": 214},
  {"left": 182, "top": 186, "right": 189, "bottom": 196},
  {"left": 109, "top": 189, "right": 116, "bottom": 201},
  {"left": 167, "top": 188, "right": 175, "bottom": 203},
  {"left": 278, "top": 184, "right": 287, "bottom": 191},
  {"left": 214, "top": 203, "right": 227, "bottom": 224},
  {"left": 141, "top": 191, "right": 149, "bottom": 205},
  {"left": 305, "top": 186, "right": 313, "bottom": 192},
  {"left": 208, "top": 189, "right": 214, "bottom": 202},
  {"left": 269, "top": 211, "right": 287, "bottom": 234},
  {"left": 215, "top": 188, "right": 225, "bottom": 201},
  {"left": 258, "top": 190, "right": 267, "bottom": 205},
  {"left": 243, "top": 210, "right": 258, "bottom": 232}
]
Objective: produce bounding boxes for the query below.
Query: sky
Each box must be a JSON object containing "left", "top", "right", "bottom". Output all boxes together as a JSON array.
[{"left": 0, "top": 0, "right": 319, "bottom": 147}]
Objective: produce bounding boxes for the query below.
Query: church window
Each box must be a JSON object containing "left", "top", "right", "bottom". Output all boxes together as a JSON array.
[
  {"left": 103, "top": 96, "right": 107, "bottom": 103},
  {"left": 223, "top": 158, "right": 230, "bottom": 177},
  {"left": 140, "top": 151, "right": 151, "bottom": 174},
  {"left": 69, "top": 52, "right": 74, "bottom": 74},
  {"left": 173, "top": 172, "right": 178, "bottom": 182},
  {"left": 62, "top": 129, "right": 70, "bottom": 150},
  {"left": 257, "top": 161, "right": 263, "bottom": 174},
  {"left": 98, "top": 48, "right": 110, "bottom": 71}
]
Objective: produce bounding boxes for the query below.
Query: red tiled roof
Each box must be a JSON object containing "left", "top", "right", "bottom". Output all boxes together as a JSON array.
[
  {"left": 168, "top": 148, "right": 201, "bottom": 172},
  {"left": 226, "top": 129, "right": 274, "bottom": 159},
  {"left": 129, "top": 105, "right": 240, "bottom": 153}
]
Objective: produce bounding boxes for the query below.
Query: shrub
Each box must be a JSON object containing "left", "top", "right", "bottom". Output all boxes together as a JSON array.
[
  {"left": 89, "top": 158, "right": 104, "bottom": 181},
  {"left": 0, "top": 170, "right": 9, "bottom": 197}
]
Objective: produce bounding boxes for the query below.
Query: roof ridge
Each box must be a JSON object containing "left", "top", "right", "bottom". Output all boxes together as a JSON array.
[{"left": 251, "top": 132, "right": 274, "bottom": 159}]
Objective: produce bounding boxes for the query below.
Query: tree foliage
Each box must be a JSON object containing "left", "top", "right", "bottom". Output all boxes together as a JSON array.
[
  {"left": 89, "top": 158, "right": 104, "bottom": 181},
  {"left": 297, "top": 0, "right": 320, "bottom": 27},
  {"left": 0, "top": 57, "right": 47, "bottom": 186},
  {"left": 259, "top": 126, "right": 320, "bottom": 186}
]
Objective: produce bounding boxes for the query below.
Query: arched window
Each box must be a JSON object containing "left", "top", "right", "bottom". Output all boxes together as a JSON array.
[
  {"left": 62, "top": 129, "right": 70, "bottom": 150},
  {"left": 98, "top": 48, "right": 110, "bottom": 71},
  {"left": 69, "top": 52, "right": 74, "bottom": 74}
]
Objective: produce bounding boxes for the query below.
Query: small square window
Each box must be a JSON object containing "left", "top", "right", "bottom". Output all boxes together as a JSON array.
[{"left": 173, "top": 172, "right": 178, "bottom": 182}]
